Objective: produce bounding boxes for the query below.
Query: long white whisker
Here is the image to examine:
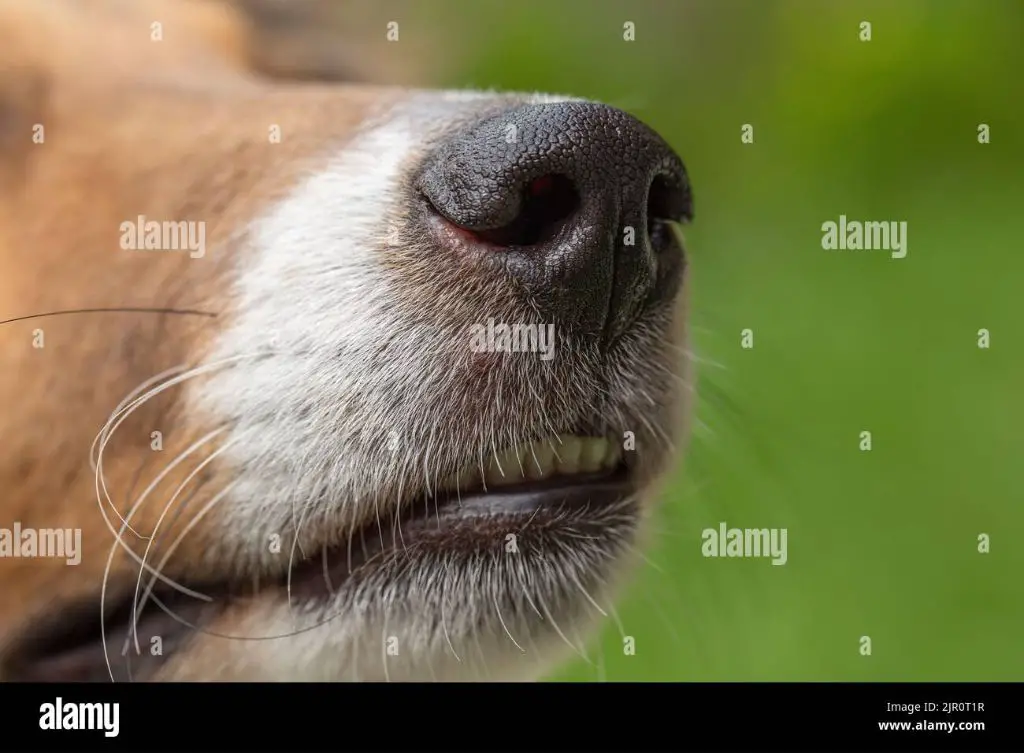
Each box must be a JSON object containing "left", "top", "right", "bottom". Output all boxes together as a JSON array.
[
  {"left": 440, "top": 558, "right": 461, "bottom": 662},
  {"left": 511, "top": 558, "right": 545, "bottom": 621},
  {"left": 129, "top": 432, "right": 238, "bottom": 653},
  {"left": 569, "top": 571, "right": 608, "bottom": 618},
  {"left": 535, "top": 590, "right": 592, "bottom": 665},
  {"left": 494, "top": 593, "right": 526, "bottom": 653},
  {"left": 98, "top": 432, "right": 229, "bottom": 649},
  {"left": 89, "top": 364, "right": 190, "bottom": 472},
  {"left": 94, "top": 351, "right": 276, "bottom": 543},
  {"left": 131, "top": 478, "right": 242, "bottom": 632},
  {"left": 101, "top": 480, "right": 236, "bottom": 683}
]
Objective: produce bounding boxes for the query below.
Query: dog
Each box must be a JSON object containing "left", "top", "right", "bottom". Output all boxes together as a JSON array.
[{"left": 0, "top": 0, "right": 693, "bottom": 681}]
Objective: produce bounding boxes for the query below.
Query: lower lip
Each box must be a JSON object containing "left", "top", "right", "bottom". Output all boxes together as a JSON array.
[
  {"left": 10, "top": 470, "right": 637, "bottom": 681},
  {"left": 412, "top": 467, "right": 634, "bottom": 527},
  {"left": 288, "top": 467, "right": 635, "bottom": 600}
]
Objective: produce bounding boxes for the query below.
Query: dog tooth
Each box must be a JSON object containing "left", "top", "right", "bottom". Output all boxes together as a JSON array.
[
  {"left": 458, "top": 466, "right": 481, "bottom": 490},
  {"left": 440, "top": 471, "right": 459, "bottom": 491},
  {"left": 525, "top": 441, "right": 554, "bottom": 480},
  {"left": 484, "top": 457, "right": 507, "bottom": 487},
  {"left": 579, "top": 438, "right": 607, "bottom": 472},
  {"left": 498, "top": 448, "right": 518, "bottom": 474},
  {"left": 556, "top": 435, "right": 582, "bottom": 473},
  {"left": 458, "top": 434, "right": 623, "bottom": 492},
  {"left": 604, "top": 441, "right": 622, "bottom": 469}
]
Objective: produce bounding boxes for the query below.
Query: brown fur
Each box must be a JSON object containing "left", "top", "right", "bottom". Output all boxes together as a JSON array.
[{"left": 0, "top": 0, "right": 398, "bottom": 649}]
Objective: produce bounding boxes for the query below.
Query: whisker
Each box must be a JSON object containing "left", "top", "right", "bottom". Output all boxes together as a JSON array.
[
  {"left": 94, "top": 351, "right": 275, "bottom": 544},
  {"left": 494, "top": 593, "right": 526, "bottom": 653},
  {"left": 89, "top": 364, "right": 190, "bottom": 472},
  {"left": 641, "top": 580, "right": 687, "bottom": 654},
  {"left": 286, "top": 473, "right": 322, "bottom": 610},
  {"left": 131, "top": 478, "right": 242, "bottom": 632},
  {"left": 625, "top": 541, "right": 668, "bottom": 575},
  {"left": 129, "top": 432, "right": 238, "bottom": 653},
  {"left": 101, "top": 429, "right": 231, "bottom": 638},
  {"left": 440, "top": 558, "right": 462, "bottom": 663},
  {"left": 320, "top": 544, "right": 335, "bottom": 597},
  {"left": 569, "top": 572, "right": 608, "bottom": 618},
  {"left": 535, "top": 591, "right": 592, "bottom": 666},
  {"left": 512, "top": 558, "right": 545, "bottom": 621},
  {"left": 635, "top": 408, "right": 677, "bottom": 457}
]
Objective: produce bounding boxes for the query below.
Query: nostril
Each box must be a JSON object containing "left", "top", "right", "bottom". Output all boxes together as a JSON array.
[
  {"left": 646, "top": 173, "right": 690, "bottom": 254},
  {"left": 437, "top": 174, "right": 579, "bottom": 249}
]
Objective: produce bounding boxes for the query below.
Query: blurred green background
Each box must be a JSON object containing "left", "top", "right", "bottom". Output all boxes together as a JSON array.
[
  {"left": 412, "top": 0, "right": 1024, "bottom": 681},
  {"left": 251, "top": 0, "right": 1023, "bottom": 680}
]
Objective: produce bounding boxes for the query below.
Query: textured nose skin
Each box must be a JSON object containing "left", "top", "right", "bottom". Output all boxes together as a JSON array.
[{"left": 417, "top": 101, "right": 692, "bottom": 343}]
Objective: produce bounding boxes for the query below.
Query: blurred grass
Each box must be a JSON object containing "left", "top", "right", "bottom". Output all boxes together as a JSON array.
[{"left": 394, "top": 0, "right": 1024, "bottom": 680}]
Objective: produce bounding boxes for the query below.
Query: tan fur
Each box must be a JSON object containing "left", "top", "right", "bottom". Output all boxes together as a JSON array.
[{"left": 0, "top": 0, "right": 396, "bottom": 647}]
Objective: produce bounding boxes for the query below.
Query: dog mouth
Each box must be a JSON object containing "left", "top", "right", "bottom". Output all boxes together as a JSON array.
[
  {"left": 293, "top": 433, "right": 636, "bottom": 599},
  {"left": 6, "top": 434, "right": 636, "bottom": 682}
]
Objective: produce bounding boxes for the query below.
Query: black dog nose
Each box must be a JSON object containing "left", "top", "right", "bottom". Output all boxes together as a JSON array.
[{"left": 417, "top": 101, "right": 693, "bottom": 343}]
